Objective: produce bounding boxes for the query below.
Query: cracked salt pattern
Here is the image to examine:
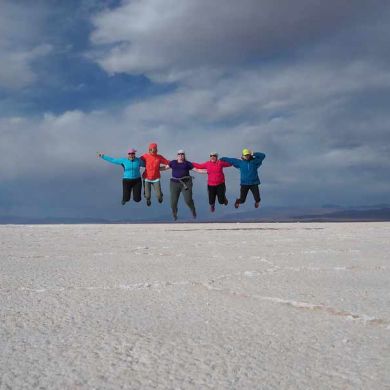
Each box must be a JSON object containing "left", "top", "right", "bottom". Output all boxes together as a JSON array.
[{"left": 1, "top": 222, "right": 389, "bottom": 389}]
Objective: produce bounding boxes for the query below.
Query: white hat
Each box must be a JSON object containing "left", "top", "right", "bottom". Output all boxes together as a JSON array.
[{"left": 177, "top": 149, "right": 185, "bottom": 154}]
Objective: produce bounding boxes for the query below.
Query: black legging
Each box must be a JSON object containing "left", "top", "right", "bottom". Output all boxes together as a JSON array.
[
  {"left": 208, "top": 183, "right": 227, "bottom": 205},
  {"left": 238, "top": 184, "right": 261, "bottom": 203},
  {"left": 122, "top": 178, "right": 142, "bottom": 202}
]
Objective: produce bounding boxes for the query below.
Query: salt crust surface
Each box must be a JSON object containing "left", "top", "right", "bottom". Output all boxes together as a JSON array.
[{"left": 1, "top": 222, "right": 389, "bottom": 389}]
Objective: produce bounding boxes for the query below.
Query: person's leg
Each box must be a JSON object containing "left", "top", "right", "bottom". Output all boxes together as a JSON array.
[
  {"left": 170, "top": 181, "right": 181, "bottom": 220},
  {"left": 144, "top": 181, "right": 152, "bottom": 206},
  {"left": 208, "top": 185, "right": 217, "bottom": 212},
  {"left": 216, "top": 183, "right": 228, "bottom": 205},
  {"left": 122, "top": 179, "right": 131, "bottom": 204},
  {"left": 182, "top": 180, "right": 196, "bottom": 217},
  {"left": 235, "top": 185, "right": 250, "bottom": 208},
  {"left": 250, "top": 184, "right": 261, "bottom": 207},
  {"left": 132, "top": 178, "right": 142, "bottom": 202},
  {"left": 153, "top": 180, "right": 163, "bottom": 203}
]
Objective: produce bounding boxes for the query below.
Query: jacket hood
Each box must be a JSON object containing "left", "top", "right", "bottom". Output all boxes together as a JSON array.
[{"left": 149, "top": 143, "right": 158, "bottom": 154}]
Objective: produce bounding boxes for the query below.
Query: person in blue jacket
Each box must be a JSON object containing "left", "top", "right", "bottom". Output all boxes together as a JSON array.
[
  {"left": 221, "top": 149, "right": 266, "bottom": 208},
  {"left": 97, "top": 148, "right": 145, "bottom": 205}
]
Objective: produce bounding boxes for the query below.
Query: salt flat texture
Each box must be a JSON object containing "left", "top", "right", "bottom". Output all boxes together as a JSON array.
[{"left": 1, "top": 222, "right": 389, "bottom": 389}]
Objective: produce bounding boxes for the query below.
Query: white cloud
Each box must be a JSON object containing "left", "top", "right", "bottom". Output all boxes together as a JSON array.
[
  {"left": 89, "top": 0, "right": 379, "bottom": 82},
  {"left": 0, "top": 1, "right": 52, "bottom": 89},
  {"left": 1, "top": 55, "right": 389, "bottom": 205}
]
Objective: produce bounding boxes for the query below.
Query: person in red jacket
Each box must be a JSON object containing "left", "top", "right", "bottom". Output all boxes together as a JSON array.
[
  {"left": 141, "top": 143, "right": 169, "bottom": 206},
  {"left": 192, "top": 152, "right": 232, "bottom": 212}
]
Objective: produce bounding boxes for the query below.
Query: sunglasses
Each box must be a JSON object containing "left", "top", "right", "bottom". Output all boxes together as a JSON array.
[
  {"left": 210, "top": 154, "right": 217, "bottom": 157},
  {"left": 128, "top": 152, "right": 135, "bottom": 155},
  {"left": 177, "top": 153, "right": 185, "bottom": 155}
]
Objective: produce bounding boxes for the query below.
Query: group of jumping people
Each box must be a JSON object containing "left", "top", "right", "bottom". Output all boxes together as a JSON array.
[{"left": 97, "top": 143, "right": 266, "bottom": 220}]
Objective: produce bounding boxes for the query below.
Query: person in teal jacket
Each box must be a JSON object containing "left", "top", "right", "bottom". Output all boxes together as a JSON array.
[
  {"left": 221, "top": 148, "right": 266, "bottom": 208},
  {"left": 97, "top": 148, "right": 145, "bottom": 205}
]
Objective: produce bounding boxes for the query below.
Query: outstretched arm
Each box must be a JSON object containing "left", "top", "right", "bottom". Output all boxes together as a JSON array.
[
  {"left": 159, "top": 156, "right": 169, "bottom": 165},
  {"left": 220, "top": 157, "right": 240, "bottom": 168},
  {"left": 192, "top": 162, "right": 208, "bottom": 169},
  {"left": 193, "top": 168, "right": 207, "bottom": 174},
  {"left": 97, "top": 153, "right": 123, "bottom": 165},
  {"left": 220, "top": 160, "right": 232, "bottom": 168}
]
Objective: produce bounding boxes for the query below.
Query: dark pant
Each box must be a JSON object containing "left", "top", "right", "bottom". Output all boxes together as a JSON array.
[
  {"left": 170, "top": 179, "right": 196, "bottom": 215},
  {"left": 208, "top": 183, "right": 227, "bottom": 205},
  {"left": 238, "top": 184, "right": 261, "bottom": 203},
  {"left": 122, "top": 178, "right": 142, "bottom": 202}
]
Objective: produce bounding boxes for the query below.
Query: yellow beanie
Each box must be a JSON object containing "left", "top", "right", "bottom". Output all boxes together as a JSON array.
[{"left": 242, "top": 148, "right": 251, "bottom": 156}]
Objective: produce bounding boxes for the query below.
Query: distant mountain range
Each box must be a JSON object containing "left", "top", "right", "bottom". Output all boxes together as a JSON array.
[
  {"left": 220, "top": 206, "right": 390, "bottom": 222},
  {"left": 1, "top": 206, "right": 389, "bottom": 224}
]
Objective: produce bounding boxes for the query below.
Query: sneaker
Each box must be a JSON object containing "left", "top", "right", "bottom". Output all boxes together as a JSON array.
[
  {"left": 146, "top": 199, "right": 151, "bottom": 207},
  {"left": 234, "top": 199, "right": 240, "bottom": 209},
  {"left": 210, "top": 204, "right": 215, "bottom": 213},
  {"left": 192, "top": 209, "right": 197, "bottom": 218},
  {"left": 255, "top": 202, "right": 260, "bottom": 208},
  {"left": 224, "top": 198, "right": 228, "bottom": 206},
  {"left": 158, "top": 195, "right": 163, "bottom": 204},
  {"left": 121, "top": 200, "right": 126, "bottom": 205}
]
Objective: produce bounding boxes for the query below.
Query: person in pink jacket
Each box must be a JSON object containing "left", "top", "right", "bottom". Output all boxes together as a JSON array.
[{"left": 192, "top": 152, "right": 232, "bottom": 212}]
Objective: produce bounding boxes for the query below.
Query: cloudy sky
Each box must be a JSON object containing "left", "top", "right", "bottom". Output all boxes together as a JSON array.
[{"left": 1, "top": 0, "right": 389, "bottom": 220}]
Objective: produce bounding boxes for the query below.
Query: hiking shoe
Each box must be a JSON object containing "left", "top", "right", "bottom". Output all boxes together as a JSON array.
[
  {"left": 210, "top": 204, "right": 215, "bottom": 212},
  {"left": 146, "top": 199, "right": 151, "bottom": 206},
  {"left": 173, "top": 213, "right": 178, "bottom": 221},
  {"left": 158, "top": 195, "right": 163, "bottom": 204},
  {"left": 192, "top": 209, "right": 197, "bottom": 218},
  {"left": 234, "top": 199, "right": 240, "bottom": 209},
  {"left": 224, "top": 198, "right": 228, "bottom": 206},
  {"left": 255, "top": 201, "right": 260, "bottom": 208},
  {"left": 121, "top": 200, "right": 126, "bottom": 205}
]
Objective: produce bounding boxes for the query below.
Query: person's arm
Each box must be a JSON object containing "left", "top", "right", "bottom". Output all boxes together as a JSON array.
[
  {"left": 192, "top": 161, "right": 208, "bottom": 169},
  {"left": 159, "top": 155, "right": 169, "bottom": 165},
  {"left": 193, "top": 168, "right": 207, "bottom": 174},
  {"left": 159, "top": 159, "right": 172, "bottom": 172},
  {"left": 220, "top": 157, "right": 240, "bottom": 168},
  {"left": 139, "top": 158, "right": 146, "bottom": 167},
  {"left": 220, "top": 160, "right": 232, "bottom": 168},
  {"left": 98, "top": 154, "right": 123, "bottom": 165},
  {"left": 188, "top": 161, "right": 205, "bottom": 174},
  {"left": 253, "top": 152, "right": 266, "bottom": 166}
]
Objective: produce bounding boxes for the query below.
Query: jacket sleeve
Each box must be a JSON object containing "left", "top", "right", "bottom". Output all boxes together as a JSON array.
[
  {"left": 220, "top": 157, "right": 240, "bottom": 168},
  {"left": 192, "top": 162, "right": 208, "bottom": 169},
  {"left": 139, "top": 158, "right": 146, "bottom": 167},
  {"left": 102, "top": 155, "right": 123, "bottom": 165},
  {"left": 220, "top": 160, "right": 232, "bottom": 168},
  {"left": 159, "top": 155, "right": 169, "bottom": 165},
  {"left": 253, "top": 152, "right": 266, "bottom": 167}
]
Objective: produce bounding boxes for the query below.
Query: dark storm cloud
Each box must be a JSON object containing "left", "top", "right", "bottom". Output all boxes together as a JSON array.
[
  {"left": 1, "top": 0, "right": 390, "bottom": 219},
  {"left": 90, "top": 0, "right": 387, "bottom": 79}
]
